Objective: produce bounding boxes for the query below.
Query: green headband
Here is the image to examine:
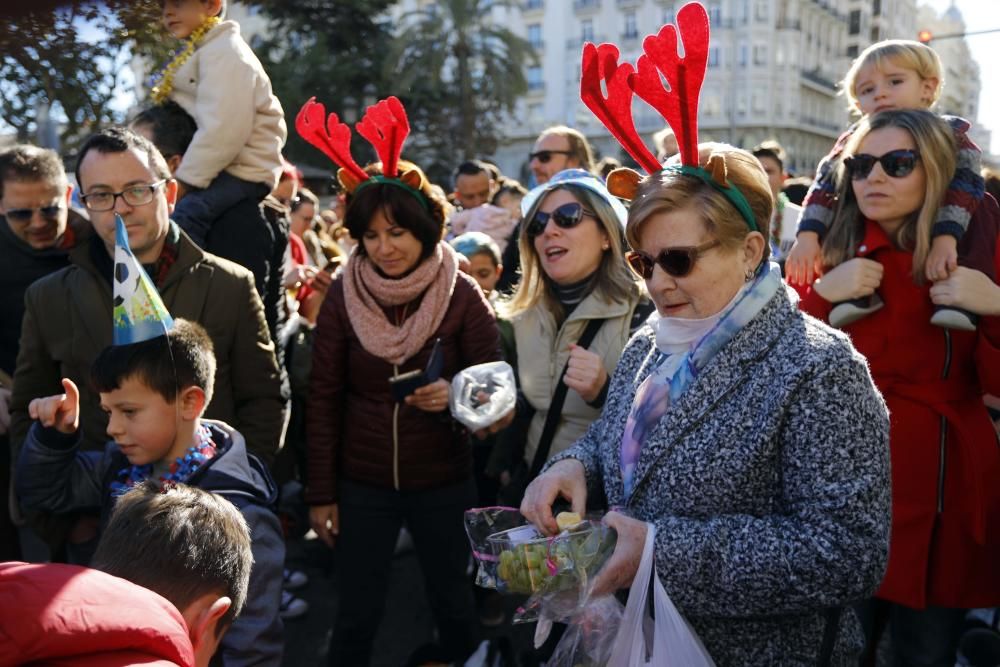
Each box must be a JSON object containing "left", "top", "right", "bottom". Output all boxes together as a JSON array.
[
  {"left": 662, "top": 165, "right": 759, "bottom": 233},
  {"left": 353, "top": 175, "right": 430, "bottom": 212}
]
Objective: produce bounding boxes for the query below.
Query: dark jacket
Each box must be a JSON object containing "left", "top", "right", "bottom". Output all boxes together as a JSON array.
[
  {"left": 16, "top": 419, "right": 285, "bottom": 667},
  {"left": 305, "top": 271, "right": 500, "bottom": 504},
  {"left": 0, "top": 211, "right": 89, "bottom": 376},
  {"left": 10, "top": 227, "right": 285, "bottom": 465}
]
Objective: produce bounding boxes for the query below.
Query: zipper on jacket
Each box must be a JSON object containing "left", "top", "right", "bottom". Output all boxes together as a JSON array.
[
  {"left": 392, "top": 363, "right": 401, "bottom": 491},
  {"left": 937, "top": 329, "right": 953, "bottom": 513}
]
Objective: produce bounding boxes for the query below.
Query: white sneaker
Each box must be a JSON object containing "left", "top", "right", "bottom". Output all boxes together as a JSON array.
[
  {"left": 829, "top": 294, "right": 884, "bottom": 328},
  {"left": 930, "top": 306, "right": 977, "bottom": 331},
  {"left": 279, "top": 590, "right": 308, "bottom": 619}
]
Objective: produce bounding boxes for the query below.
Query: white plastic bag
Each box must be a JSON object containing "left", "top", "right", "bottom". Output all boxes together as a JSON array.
[
  {"left": 607, "top": 524, "right": 715, "bottom": 666},
  {"left": 449, "top": 361, "right": 516, "bottom": 431}
]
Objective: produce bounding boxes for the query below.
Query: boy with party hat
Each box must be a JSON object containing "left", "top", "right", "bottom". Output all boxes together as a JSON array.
[
  {"left": 17, "top": 215, "right": 284, "bottom": 666},
  {"left": 151, "top": 0, "right": 285, "bottom": 248}
]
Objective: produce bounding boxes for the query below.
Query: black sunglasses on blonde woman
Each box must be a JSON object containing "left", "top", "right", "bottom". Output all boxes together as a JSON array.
[
  {"left": 626, "top": 240, "right": 721, "bottom": 279},
  {"left": 526, "top": 202, "right": 596, "bottom": 238},
  {"left": 844, "top": 149, "right": 920, "bottom": 180}
]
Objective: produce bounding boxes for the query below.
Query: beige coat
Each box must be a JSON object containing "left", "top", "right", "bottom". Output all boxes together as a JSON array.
[
  {"left": 170, "top": 20, "right": 286, "bottom": 189},
  {"left": 513, "top": 284, "right": 644, "bottom": 465}
]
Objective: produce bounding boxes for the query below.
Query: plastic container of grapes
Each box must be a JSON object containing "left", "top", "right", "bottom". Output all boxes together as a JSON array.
[{"left": 487, "top": 519, "right": 617, "bottom": 597}]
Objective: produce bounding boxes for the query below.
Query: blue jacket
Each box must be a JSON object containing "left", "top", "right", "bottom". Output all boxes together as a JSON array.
[{"left": 17, "top": 419, "right": 284, "bottom": 666}]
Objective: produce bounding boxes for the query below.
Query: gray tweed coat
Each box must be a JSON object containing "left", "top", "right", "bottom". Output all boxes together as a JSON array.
[{"left": 547, "top": 285, "right": 891, "bottom": 666}]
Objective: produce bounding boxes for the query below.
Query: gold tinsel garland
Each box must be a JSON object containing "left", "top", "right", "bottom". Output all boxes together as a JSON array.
[{"left": 149, "top": 16, "right": 222, "bottom": 105}]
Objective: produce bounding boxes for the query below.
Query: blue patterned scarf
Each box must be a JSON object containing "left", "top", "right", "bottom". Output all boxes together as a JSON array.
[{"left": 619, "top": 262, "right": 783, "bottom": 501}]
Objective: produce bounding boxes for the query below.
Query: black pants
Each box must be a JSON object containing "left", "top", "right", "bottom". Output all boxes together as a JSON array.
[
  {"left": 328, "top": 478, "right": 478, "bottom": 666},
  {"left": 856, "top": 598, "right": 967, "bottom": 667}
]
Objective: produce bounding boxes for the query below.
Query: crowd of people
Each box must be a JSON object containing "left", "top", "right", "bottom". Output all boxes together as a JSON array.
[{"left": 1, "top": 1, "right": 1000, "bottom": 666}]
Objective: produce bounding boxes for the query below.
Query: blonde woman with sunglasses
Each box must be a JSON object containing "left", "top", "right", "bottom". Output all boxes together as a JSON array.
[{"left": 493, "top": 169, "right": 651, "bottom": 506}]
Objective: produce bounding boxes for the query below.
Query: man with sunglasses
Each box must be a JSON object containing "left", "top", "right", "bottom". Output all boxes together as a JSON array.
[
  {"left": 0, "top": 144, "right": 91, "bottom": 561},
  {"left": 8, "top": 127, "right": 285, "bottom": 563}
]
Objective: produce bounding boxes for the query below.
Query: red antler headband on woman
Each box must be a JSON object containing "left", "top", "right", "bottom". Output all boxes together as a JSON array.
[
  {"left": 295, "top": 95, "right": 430, "bottom": 211},
  {"left": 580, "top": 2, "right": 758, "bottom": 233}
]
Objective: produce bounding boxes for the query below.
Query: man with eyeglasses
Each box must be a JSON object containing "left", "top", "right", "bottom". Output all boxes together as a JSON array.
[
  {"left": 9, "top": 128, "right": 285, "bottom": 563},
  {"left": 0, "top": 144, "right": 89, "bottom": 561}
]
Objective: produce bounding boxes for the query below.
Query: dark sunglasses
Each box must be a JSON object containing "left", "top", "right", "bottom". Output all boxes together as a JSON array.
[
  {"left": 626, "top": 240, "right": 721, "bottom": 279},
  {"left": 528, "top": 149, "right": 573, "bottom": 164},
  {"left": 526, "top": 202, "right": 595, "bottom": 238},
  {"left": 3, "top": 203, "right": 63, "bottom": 223},
  {"left": 844, "top": 149, "right": 920, "bottom": 180}
]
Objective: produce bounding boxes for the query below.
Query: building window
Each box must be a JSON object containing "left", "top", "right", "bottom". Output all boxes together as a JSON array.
[
  {"left": 738, "top": 43, "right": 748, "bottom": 67},
  {"left": 752, "top": 92, "right": 766, "bottom": 113},
  {"left": 524, "top": 0, "right": 543, "bottom": 9},
  {"left": 527, "top": 66, "right": 544, "bottom": 91},
  {"left": 849, "top": 10, "right": 861, "bottom": 35},
  {"left": 753, "top": 44, "right": 767, "bottom": 66},
  {"left": 527, "top": 23, "right": 542, "bottom": 49},
  {"left": 708, "top": 46, "right": 720, "bottom": 68},
  {"left": 708, "top": 3, "right": 721, "bottom": 25},
  {"left": 704, "top": 92, "right": 721, "bottom": 116},
  {"left": 663, "top": 9, "right": 675, "bottom": 25},
  {"left": 873, "top": 0, "right": 881, "bottom": 16},
  {"left": 581, "top": 18, "right": 594, "bottom": 42},
  {"left": 624, "top": 12, "right": 638, "bottom": 39},
  {"left": 754, "top": 0, "right": 768, "bottom": 21},
  {"left": 528, "top": 103, "right": 543, "bottom": 121},
  {"left": 737, "top": 94, "right": 748, "bottom": 116},
  {"left": 847, "top": 44, "right": 859, "bottom": 58}
]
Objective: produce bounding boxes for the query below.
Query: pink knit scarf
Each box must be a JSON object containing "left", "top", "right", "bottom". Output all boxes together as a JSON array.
[{"left": 343, "top": 242, "right": 459, "bottom": 366}]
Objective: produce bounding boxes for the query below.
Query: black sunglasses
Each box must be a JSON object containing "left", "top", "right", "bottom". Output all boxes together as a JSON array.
[
  {"left": 626, "top": 240, "right": 721, "bottom": 279},
  {"left": 844, "top": 149, "right": 920, "bottom": 180},
  {"left": 526, "top": 202, "right": 595, "bottom": 238},
  {"left": 3, "top": 203, "right": 63, "bottom": 223},
  {"left": 528, "top": 149, "right": 573, "bottom": 164}
]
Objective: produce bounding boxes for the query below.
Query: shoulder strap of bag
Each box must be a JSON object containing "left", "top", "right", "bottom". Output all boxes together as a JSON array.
[
  {"left": 817, "top": 606, "right": 842, "bottom": 667},
  {"left": 528, "top": 317, "right": 606, "bottom": 479}
]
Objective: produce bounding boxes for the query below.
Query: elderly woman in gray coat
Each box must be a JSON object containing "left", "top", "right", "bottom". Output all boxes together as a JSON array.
[{"left": 522, "top": 144, "right": 891, "bottom": 666}]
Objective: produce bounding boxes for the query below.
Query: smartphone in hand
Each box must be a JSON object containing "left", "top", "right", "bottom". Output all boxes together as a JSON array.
[{"left": 388, "top": 338, "right": 443, "bottom": 402}]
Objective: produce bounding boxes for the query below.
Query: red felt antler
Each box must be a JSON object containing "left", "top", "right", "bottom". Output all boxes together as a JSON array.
[
  {"left": 295, "top": 97, "right": 369, "bottom": 183},
  {"left": 580, "top": 43, "right": 661, "bottom": 174},
  {"left": 356, "top": 96, "right": 410, "bottom": 178},
  {"left": 628, "top": 3, "right": 710, "bottom": 167}
]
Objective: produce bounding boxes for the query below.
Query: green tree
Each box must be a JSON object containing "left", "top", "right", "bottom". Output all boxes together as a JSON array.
[
  {"left": 385, "top": 0, "right": 537, "bottom": 181},
  {"left": 252, "top": 0, "right": 395, "bottom": 170}
]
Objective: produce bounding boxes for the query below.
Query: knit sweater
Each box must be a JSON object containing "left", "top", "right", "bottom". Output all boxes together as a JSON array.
[{"left": 546, "top": 285, "right": 891, "bottom": 666}]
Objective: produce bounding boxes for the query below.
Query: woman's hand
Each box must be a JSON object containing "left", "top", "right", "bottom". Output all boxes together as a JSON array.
[
  {"left": 298, "top": 268, "right": 334, "bottom": 323},
  {"left": 563, "top": 345, "right": 608, "bottom": 404},
  {"left": 813, "top": 258, "right": 884, "bottom": 303},
  {"left": 309, "top": 503, "right": 339, "bottom": 548},
  {"left": 283, "top": 264, "right": 317, "bottom": 289},
  {"left": 405, "top": 378, "right": 451, "bottom": 412},
  {"left": 590, "top": 512, "right": 649, "bottom": 597},
  {"left": 473, "top": 408, "right": 515, "bottom": 440},
  {"left": 930, "top": 267, "right": 1000, "bottom": 316},
  {"left": 521, "top": 458, "right": 587, "bottom": 536}
]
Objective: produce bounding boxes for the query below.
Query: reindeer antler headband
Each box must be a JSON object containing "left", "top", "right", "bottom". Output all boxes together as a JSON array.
[
  {"left": 295, "top": 95, "right": 430, "bottom": 211},
  {"left": 580, "top": 2, "right": 758, "bottom": 232}
]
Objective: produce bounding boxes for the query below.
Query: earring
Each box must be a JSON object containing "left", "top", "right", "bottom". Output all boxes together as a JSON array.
[
  {"left": 744, "top": 267, "right": 754, "bottom": 282},
  {"left": 602, "top": 243, "right": 610, "bottom": 251}
]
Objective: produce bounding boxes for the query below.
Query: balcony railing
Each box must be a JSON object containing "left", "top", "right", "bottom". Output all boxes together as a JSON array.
[{"left": 522, "top": 0, "right": 544, "bottom": 10}]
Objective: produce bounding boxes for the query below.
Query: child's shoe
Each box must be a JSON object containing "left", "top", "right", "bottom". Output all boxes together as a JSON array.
[
  {"left": 931, "top": 306, "right": 978, "bottom": 331},
  {"left": 829, "top": 294, "right": 884, "bottom": 328},
  {"left": 279, "top": 589, "right": 308, "bottom": 620},
  {"left": 282, "top": 568, "right": 308, "bottom": 591}
]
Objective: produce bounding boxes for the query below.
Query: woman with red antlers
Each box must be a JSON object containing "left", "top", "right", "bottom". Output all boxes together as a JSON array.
[
  {"left": 520, "top": 4, "right": 890, "bottom": 664},
  {"left": 297, "top": 96, "right": 512, "bottom": 665}
]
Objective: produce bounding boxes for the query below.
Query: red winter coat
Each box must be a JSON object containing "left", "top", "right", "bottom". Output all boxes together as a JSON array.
[
  {"left": 305, "top": 269, "right": 500, "bottom": 504},
  {"left": 797, "top": 205, "right": 1000, "bottom": 609},
  {"left": 0, "top": 562, "right": 194, "bottom": 666}
]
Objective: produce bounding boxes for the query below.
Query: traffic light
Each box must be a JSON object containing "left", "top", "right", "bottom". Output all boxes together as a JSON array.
[{"left": 918, "top": 29, "right": 933, "bottom": 44}]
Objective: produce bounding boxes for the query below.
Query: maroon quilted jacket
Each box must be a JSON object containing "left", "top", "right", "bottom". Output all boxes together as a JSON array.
[{"left": 305, "top": 271, "right": 500, "bottom": 504}]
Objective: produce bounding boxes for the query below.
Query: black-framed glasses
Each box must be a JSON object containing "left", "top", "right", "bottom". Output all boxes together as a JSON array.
[
  {"left": 80, "top": 180, "right": 167, "bottom": 212},
  {"left": 626, "top": 240, "right": 722, "bottom": 279},
  {"left": 844, "top": 150, "right": 920, "bottom": 181},
  {"left": 526, "top": 202, "right": 596, "bottom": 238},
  {"left": 528, "top": 149, "right": 573, "bottom": 164},
  {"left": 3, "top": 201, "right": 64, "bottom": 223}
]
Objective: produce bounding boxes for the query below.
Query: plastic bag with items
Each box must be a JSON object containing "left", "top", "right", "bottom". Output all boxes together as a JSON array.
[
  {"left": 449, "top": 362, "right": 516, "bottom": 432},
  {"left": 547, "top": 595, "right": 624, "bottom": 667},
  {"left": 463, "top": 507, "right": 617, "bottom": 624}
]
